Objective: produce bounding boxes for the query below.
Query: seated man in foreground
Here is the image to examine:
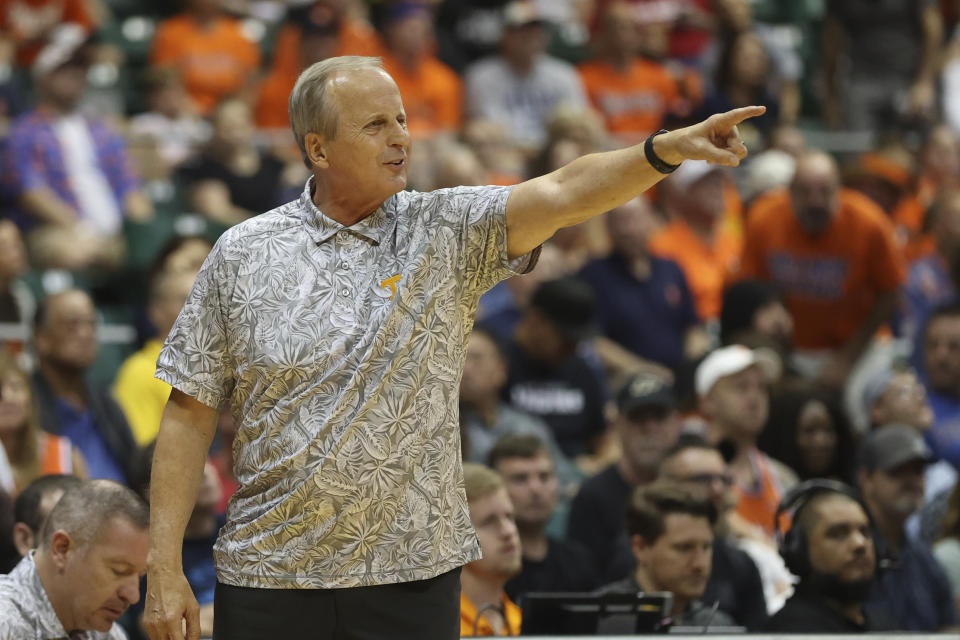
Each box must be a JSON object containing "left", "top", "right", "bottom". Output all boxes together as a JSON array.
[
  {"left": 0, "top": 479, "right": 149, "bottom": 638},
  {"left": 599, "top": 482, "right": 736, "bottom": 628}
]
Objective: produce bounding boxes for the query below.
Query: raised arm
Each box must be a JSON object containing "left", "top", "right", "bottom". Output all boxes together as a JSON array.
[
  {"left": 504, "top": 106, "right": 765, "bottom": 259},
  {"left": 144, "top": 389, "right": 219, "bottom": 640}
]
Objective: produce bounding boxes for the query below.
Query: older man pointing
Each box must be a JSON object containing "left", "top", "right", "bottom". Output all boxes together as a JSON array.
[{"left": 144, "top": 55, "right": 763, "bottom": 640}]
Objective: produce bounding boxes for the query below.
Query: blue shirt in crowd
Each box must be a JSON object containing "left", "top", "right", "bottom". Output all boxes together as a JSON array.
[
  {"left": 866, "top": 531, "right": 958, "bottom": 631},
  {"left": 54, "top": 398, "right": 126, "bottom": 483},
  {"left": 578, "top": 254, "right": 698, "bottom": 369}
]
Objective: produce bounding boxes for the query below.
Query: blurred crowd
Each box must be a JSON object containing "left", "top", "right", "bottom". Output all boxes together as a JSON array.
[{"left": 2, "top": 0, "right": 960, "bottom": 637}]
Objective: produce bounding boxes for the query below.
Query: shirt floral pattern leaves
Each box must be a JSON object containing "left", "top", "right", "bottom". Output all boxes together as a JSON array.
[{"left": 157, "top": 180, "right": 536, "bottom": 588}]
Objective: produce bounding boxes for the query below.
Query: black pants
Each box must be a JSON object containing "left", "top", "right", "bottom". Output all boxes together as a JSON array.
[{"left": 212, "top": 568, "right": 461, "bottom": 640}]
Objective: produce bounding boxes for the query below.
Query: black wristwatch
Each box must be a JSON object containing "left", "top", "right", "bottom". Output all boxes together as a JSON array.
[{"left": 645, "top": 129, "right": 681, "bottom": 174}]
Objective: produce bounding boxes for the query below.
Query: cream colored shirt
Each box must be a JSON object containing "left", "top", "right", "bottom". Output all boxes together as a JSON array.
[{"left": 157, "top": 179, "right": 536, "bottom": 588}]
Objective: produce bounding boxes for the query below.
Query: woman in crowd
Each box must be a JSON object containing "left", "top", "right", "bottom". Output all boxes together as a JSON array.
[{"left": 0, "top": 348, "right": 85, "bottom": 493}]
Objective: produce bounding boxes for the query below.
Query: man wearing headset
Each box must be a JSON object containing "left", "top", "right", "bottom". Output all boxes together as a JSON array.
[{"left": 765, "top": 479, "right": 896, "bottom": 632}]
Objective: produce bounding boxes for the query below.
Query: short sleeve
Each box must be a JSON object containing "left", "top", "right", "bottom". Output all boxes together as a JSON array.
[
  {"left": 155, "top": 235, "right": 237, "bottom": 409},
  {"left": 421, "top": 185, "right": 539, "bottom": 293}
]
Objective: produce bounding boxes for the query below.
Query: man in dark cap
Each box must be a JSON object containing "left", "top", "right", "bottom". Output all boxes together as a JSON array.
[
  {"left": 502, "top": 277, "right": 608, "bottom": 459},
  {"left": 858, "top": 424, "right": 957, "bottom": 631},
  {"left": 565, "top": 371, "right": 680, "bottom": 578}
]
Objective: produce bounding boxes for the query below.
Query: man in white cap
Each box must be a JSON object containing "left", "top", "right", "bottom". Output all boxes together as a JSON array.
[{"left": 696, "top": 345, "right": 795, "bottom": 539}]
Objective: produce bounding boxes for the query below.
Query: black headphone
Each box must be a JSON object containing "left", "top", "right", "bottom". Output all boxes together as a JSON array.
[{"left": 773, "top": 479, "right": 874, "bottom": 578}]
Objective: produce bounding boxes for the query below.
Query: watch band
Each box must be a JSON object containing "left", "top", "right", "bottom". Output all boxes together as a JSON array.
[{"left": 644, "top": 129, "right": 681, "bottom": 174}]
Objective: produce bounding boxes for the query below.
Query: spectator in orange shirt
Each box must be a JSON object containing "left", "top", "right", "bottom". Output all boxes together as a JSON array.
[
  {"left": 0, "top": 0, "right": 97, "bottom": 66},
  {"left": 648, "top": 159, "right": 744, "bottom": 320},
  {"left": 376, "top": 2, "right": 462, "bottom": 141},
  {"left": 150, "top": 0, "right": 261, "bottom": 115},
  {"left": 578, "top": 1, "right": 680, "bottom": 145},
  {"left": 739, "top": 151, "right": 906, "bottom": 389},
  {"left": 255, "top": 1, "right": 382, "bottom": 130}
]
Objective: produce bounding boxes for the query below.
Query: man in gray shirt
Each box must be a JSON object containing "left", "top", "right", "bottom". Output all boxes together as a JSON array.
[
  {"left": 0, "top": 480, "right": 149, "bottom": 640},
  {"left": 143, "top": 54, "right": 763, "bottom": 640}
]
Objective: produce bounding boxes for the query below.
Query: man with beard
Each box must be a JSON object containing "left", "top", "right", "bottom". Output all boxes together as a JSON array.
[
  {"left": 766, "top": 480, "right": 894, "bottom": 632},
  {"left": 460, "top": 463, "right": 524, "bottom": 636},
  {"left": 858, "top": 424, "right": 957, "bottom": 631},
  {"left": 738, "top": 151, "right": 905, "bottom": 389}
]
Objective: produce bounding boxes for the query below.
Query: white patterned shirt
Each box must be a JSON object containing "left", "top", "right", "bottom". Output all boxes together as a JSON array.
[
  {"left": 156, "top": 179, "right": 537, "bottom": 589},
  {"left": 0, "top": 553, "right": 128, "bottom": 640}
]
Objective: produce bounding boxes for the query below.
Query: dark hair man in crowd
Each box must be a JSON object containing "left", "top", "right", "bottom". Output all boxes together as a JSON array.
[
  {"left": 0, "top": 479, "right": 149, "bottom": 638},
  {"left": 31, "top": 289, "right": 139, "bottom": 484},
  {"left": 858, "top": 424, "right": 957, "bottom": 631},
  {"left": 765, "top": 481, "right": 894, "bottom": 632},
  {"left": 599, "top": 482, "right": 736, "bottom": 628},
  {"left": 503, "top": 277, "right": 608, "bottom": 459},
  {"left": 658, "top": 435, "right": 769, "bottom": 630},
  {"left": 567, "top": 372, "right": 680, "bottom": 578},
  {"left": 11, "top": 473, "right": 83, "bottom": 556},
  {"left": 460, "top": 463, "right": 523, "bottom": 637},
  {"left": 488, "top": 434, "right": 598, "bottom": 604}
]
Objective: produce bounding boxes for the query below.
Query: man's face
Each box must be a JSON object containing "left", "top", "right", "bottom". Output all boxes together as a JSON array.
[
  {"left": 36, "top": 290, "right": 98, "bottom": 371},
  {"left": 607, "top": 198, "right": 658, "bottom": 261},
  {"left": 468, "top": 488, "right": 522, "bottom": 580},
  {"left": 924, "top": 315, "right": 960, "bottom": 394},
  {"left": 659, "top": 448, "right": 736, "bottom": 517},
  {"left": 860, "top": 460, "right": 926, "bottom": 521},
  {"left": 41, "top": 62, "right": 87, "bottom": 111},
  {"left": 461, "top": 333, "right": 507, "bottom": 403},
  {"left": 385, "top": 11, "right": 433, "bottom": 60},
  {"left": 752, "top": 300, "right": 793, "bottom": 348},
  {"left": 618, "top": 407, "right": 680, "bottom": 475},
  {"left": 790, "top": 155, "right": 840, "bottom": 235},
  {"left": 501, "top": 23, "right": 548, "bottom": 68},
  {"left": 61, "top": 517, "right": 149, "bottom": 632},
  {"left": 496, "top": 453, "right": 558, "bottom": 529},
  {"left": 805, "top": 496, "right": 875, "bottom": 584},
  {"left": 314, "top": 68, "right": 411, "bottom": 206},
  {"left": 702, "top": 366, "right": 769, "bottom": 440},
  {"left": 635, "top": 514, "right": 713, "bottom": 602},
  {"left": 870, "top": 371, "right": 934, "bottom": 431}
]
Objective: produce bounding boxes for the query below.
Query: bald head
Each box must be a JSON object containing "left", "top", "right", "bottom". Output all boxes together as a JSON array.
[{"left": 790, "top": 151, "right": 840, "bottom": 235}]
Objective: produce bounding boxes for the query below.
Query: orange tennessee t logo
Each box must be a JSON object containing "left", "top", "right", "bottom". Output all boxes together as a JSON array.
[{"left": 380, "top": 274, "right": 401, "bottom": 300}]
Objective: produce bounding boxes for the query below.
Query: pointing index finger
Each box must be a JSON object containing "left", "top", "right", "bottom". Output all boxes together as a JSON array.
[{"left": 713, "top": 105, "right": 767, "bottom": 130}]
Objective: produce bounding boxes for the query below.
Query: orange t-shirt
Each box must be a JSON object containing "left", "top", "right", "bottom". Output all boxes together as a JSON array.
[
  {"left": 738, "top": 188, "right": 906, "bottom": 350},
  {"left": 150, "top": 14, "right": 261, "bottom": 115},
  {"left": 460, "top": 592, "right": 522, "bottom": 637},
  {"left": 578, "top": 57, "right": 679, "bottom": 142},
  {"left": 255, "top": 18, "right": 383, "bottom": 129},
  {"left": 380, "top": 54, "right": 462, "bottom": 138},
  {"left": 734, "top": 451, "right": 787, "bottom": 538},
  {"left": 0, "top": 0, "right": 95, "bottom": 65},
  {"left": 648, "top": 184, "right": 744, "bottom": 320}
]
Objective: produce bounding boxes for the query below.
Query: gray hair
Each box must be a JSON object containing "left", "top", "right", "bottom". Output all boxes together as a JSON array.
[
  {"left": 40, "top": 479, "right": 149, "bottom": 550},
  {"left": 288, "top": 55, "right": 385, "bottom": 167}
]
